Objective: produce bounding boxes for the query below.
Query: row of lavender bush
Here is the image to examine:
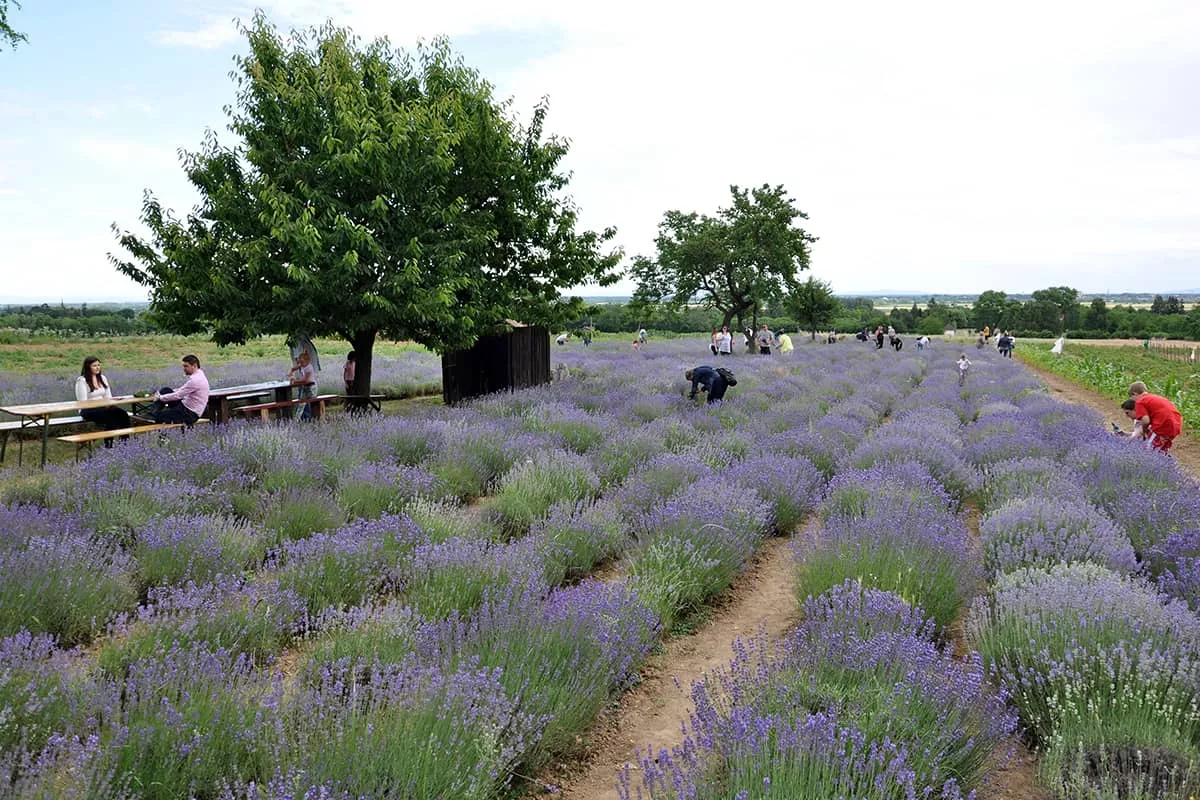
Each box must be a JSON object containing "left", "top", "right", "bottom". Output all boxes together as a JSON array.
[
  {"left": 623, "top": 341, "right": 1026, "bottom": 799},
  {"left": 1, "top": 340, "right": 888, "bottom": 796},
  {"left": 3, "top": 338, "right": 1199, "bottom": 797},
  {"left": 961, "top": 380, "right": 1200, "bottom": 799}
]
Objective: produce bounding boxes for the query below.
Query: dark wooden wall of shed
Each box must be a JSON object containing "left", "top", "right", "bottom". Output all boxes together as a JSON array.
[{"left": 441, "top": 326, "right": 550, "bottom": 405}]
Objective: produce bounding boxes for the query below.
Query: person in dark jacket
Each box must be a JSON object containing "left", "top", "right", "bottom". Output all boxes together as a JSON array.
[{"left": 685, "top": 366, "right": 730, "bottom": 404}]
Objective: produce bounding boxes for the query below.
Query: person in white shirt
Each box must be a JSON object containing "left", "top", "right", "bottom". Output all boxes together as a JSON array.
[
  {"left": 75, "top": 356, "right": 131, "bottom": 444},
  {"left": 957, "top": 354, "right": 971, "bottom": 386},
  {"left": 717, "top": 325, "right": 733, "bottom": 355},
  {"left": 288, "top": 350, "right": 318, "bottom": 421}
]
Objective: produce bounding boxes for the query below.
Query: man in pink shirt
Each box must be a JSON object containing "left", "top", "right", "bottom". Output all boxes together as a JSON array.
[{"left": 147, "top": 354, "right": 210, "bottom": 426}]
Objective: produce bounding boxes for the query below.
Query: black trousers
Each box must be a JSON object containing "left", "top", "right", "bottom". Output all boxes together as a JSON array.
[
  {"left": 149, "top": 388, "right": 199, "bottom": 426},
  {"left": 81, "top": 407, "right": 130, "bottom": 431}
]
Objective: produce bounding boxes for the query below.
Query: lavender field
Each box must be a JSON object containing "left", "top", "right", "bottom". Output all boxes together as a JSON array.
[{"left": 2, "top": 337, "right": 1199, "bottom": 799}]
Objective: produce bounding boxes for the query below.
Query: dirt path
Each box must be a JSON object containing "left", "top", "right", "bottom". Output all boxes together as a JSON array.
[
  {"left": 548, "top": 535, "right": 800, "bottom": 800},
  {"left": 1020, "top": 359, "right": 1200, "bottom": 477}
]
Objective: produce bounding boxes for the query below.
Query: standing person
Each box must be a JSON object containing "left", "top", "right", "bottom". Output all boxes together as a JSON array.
[
  {"left": 582, "top": 326, "right": 593, "bottom": 346},
  {"left": 875, "top": 326, "right": 885, "bottom": 349},
  {"left": 146, "top": 355, "right": 210, "bottom": 427},
  {"left": 74, "top": 356, "right": 131, "bottom": 446},
  {"left": 982, "top": 325, "right": 991, "bottom": 344},
  {"left": 957, "top": 353, "right": 971, "bottom": 386},
  {"left": 685, "top": 366, "right": 731, "bottom": 405},
  {"left": 342, "top": 351, "right": 356, "bottom": 395},
  {"left": 757, "top": 324, "right": 774, "bottom": 355},
  {"left": 710, "top": 328, "right": 720, "bottom": 356},
  {"left": 743, "top": 326, "right": 755, "bottom": 354},
  {"left": 717, "top": 325, "right": 733, "bottom": 356},
  {"left": 778, "top": 330, "right": 794, "bottom": 353},
  {"left": 638, "top": 328, "right": 648, "bottom": 346},
  {"left": 288, "top": 350, "right": 318, "bottom": 421},
  {"left": 1126, "top": 383, "right": 1183, "bottom": 454},
  {"left": 998, "top": 332, "right": 1015, "bottom": 358}
]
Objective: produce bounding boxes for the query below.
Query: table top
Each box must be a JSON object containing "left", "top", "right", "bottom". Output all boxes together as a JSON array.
[
  {"left": 209, "top": 380, "right": 295, "bottom": 398},
  {"left": 0, "top": 396, "right": 146, "bottom": 418},
  {"left": 1, "top": 381, "right": 303, "bottom": 418}
]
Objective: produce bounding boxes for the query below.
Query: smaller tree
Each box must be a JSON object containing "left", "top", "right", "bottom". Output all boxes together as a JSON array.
[
  {"left": 1084, "top": 298, "right": 1109, "bottom": 331},
  {"left": 786, "top": 277, "right": 840, "bottom": 340}
]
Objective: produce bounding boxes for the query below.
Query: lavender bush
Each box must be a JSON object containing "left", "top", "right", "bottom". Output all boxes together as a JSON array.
[
  {"left": 98, "top": 577, "right": 307, "bottom": 675},
  {"left": 623, "top": 583, "right": 1014, "bottom": 800},
  {"left": 0, "top": 529, "right": 138, "bottom": 645},
  {"left": 131, "top": 514, "right": 265, "bottom": 588},
  {"left": 980, "top": 497, "right": 1137, "bottom": 577},
  {"left": 968, "top": 563, "right": 1200, "bottom": 778}
]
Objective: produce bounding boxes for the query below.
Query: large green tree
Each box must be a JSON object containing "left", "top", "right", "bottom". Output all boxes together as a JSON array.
[
  {"left": 112, "top": 15, "right": 619, "bottom": 395},
  {"left": 1, "top": 0, "right": 27, "bottom": 50},
  {"left": 629, "top": 184, "right": 817, "bottom": 331},
  {"left": 785, "top": 276, "right": 840, "bottom": 340}
]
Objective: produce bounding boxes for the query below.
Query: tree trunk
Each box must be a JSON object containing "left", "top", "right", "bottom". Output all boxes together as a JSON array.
[{"left": 349, "top": 329, "right": 377, "bottom": 397}]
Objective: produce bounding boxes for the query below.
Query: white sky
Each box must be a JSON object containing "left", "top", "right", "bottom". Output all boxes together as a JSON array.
[{"left": 3, "top": 0, "right": 1199, "bottom": 301}]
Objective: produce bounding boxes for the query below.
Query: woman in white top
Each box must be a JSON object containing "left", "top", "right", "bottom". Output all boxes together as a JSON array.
[{"left": 75, "top": 356, "right": 131, "bottom": 444}]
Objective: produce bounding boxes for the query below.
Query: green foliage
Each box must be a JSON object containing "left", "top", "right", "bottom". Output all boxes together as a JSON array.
[
  {"left": 1019, "top": 344, "right": 1199, "bottom": 434},
  {"left": 132, "top": 515, "right": 264, "bottom": 589},
  {"left": 261, "top": 489, "right": 345, "bottom": 543},
  {"left": 794, "top": 532, "right": 967, "bottom": 631},
  {"left": 0, "top": 0, "right": 27, "bottom": 51},
  {"left": 630, "top": 184, "right": 817, "bottom": 330},
  {"left": 111, "top": 14, "right": 619, "bottom": 396},
  {"left": 785, "top": 276, "right": 840, "bottom": 340}
]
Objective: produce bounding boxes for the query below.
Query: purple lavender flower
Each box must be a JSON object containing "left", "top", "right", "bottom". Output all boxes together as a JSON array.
[{"left": 980, "top": 497, "right": 1137, "bottom": 577}]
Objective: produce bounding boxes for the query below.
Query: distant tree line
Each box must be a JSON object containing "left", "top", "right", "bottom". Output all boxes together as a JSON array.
[
  {"left": 571, "top": 287, "right": 1200, "bottom": 341},
  {"left": 0, "top": 304, "right": 159, "bottom": 336}
]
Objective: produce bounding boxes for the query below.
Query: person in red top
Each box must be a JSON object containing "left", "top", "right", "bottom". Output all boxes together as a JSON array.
[{"left": 1125, "top": 381, "right": 1183, "bottom": 453}]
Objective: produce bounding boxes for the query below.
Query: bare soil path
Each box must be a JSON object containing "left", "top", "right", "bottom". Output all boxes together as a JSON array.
[
  {"left": 1020, "top": 359, "right": 1200, "bottom": 477},
  {"left": 545, "top": 535, "right": 800, "bottom": 800}
]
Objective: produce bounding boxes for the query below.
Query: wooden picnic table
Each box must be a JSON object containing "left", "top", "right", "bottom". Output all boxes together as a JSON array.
[
  {"left": 0, "top": 396, "right": 152, "bottom": 468},
  {"left": 206, "top": 381, "right": 302, "bottom": 424}
]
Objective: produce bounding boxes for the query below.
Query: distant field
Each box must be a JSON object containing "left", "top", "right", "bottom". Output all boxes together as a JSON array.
[{"left": 0, "top": 334, "right": 431, "bottom": 374}]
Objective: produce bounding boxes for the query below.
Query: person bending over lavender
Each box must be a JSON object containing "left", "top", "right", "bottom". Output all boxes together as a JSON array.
[{"left": 685, "top": 366, "right": 730, "bottom": 405}]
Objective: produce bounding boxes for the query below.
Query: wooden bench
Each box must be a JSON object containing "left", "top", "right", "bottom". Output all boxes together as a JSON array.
[
  {"left": 236, "top": 394, "right": 339, "bottom": 422},
  {"left": 1, "top": 416, "right": 85, "bottom": 465},
  {"left": 338, "top": 394, "right": 386, "bottom": 414},
  {"left": 57, "top": 419, "right": 210, "bottom": 460}
]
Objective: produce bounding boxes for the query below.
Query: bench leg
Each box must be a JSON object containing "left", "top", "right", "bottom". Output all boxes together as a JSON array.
[
  {"left": 258, "top": 408, "right": 270, "bottom": 423},
  {"left": 0, "top": 430, "right": 6, "bottom": 463}
]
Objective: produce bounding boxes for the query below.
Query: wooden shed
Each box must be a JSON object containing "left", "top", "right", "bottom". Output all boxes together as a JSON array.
[{"left": 441, "top": 322, "right": 551, "bottom": 405}]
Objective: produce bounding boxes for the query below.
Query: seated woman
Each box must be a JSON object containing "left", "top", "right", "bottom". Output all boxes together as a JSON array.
[{"left": 75, "top": 356, "right": 131, "bottom": 446}]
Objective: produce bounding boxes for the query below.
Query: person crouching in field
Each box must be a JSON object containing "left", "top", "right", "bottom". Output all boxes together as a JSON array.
[
  {"left": 685, "top": 366, "right": 730, "bottom": 405},
  {"left": 1123, "top": 382, "right": 1183, "bottom": 454}
]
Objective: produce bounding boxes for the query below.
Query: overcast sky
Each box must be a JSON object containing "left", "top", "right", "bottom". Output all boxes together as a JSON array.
[{"left": 3, "top": 0, "right": 1199, "bottom": 302}]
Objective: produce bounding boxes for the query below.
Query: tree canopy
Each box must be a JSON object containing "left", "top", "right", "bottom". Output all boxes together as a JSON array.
[
  {"left": 1, "top": 0, "right": 27, "bottom": 51},
  {"left": 111, "top": 14, "right": 620, "bottom": 394},
  {"left": 785, "top": 277, "right": 840, "bottom": 340},
  {"left": 629, "top": 184, "right": 816, "bottom": 330}
]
